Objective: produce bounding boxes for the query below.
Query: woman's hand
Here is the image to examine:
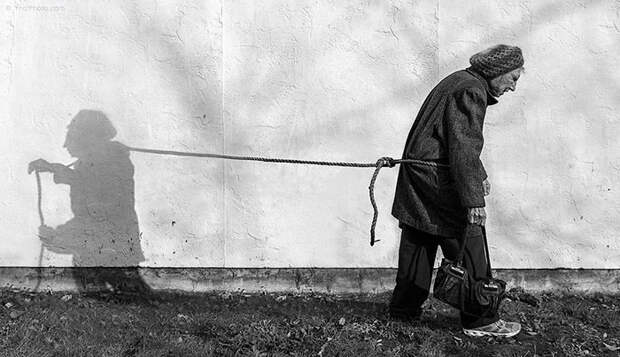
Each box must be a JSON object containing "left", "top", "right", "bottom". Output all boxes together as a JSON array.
[
  {"left": 467, "top": 207, "right": 486, "bottom": 226},
  {"left": 38, "top": 225, "right": 56, "bottom": 245},
  {"left": 28, "top": 159, "right": 52, "bottom": 174}
]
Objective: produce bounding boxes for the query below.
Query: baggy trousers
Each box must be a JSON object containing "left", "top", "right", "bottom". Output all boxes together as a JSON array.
[{"left": 389, "top": 224, "right": 499, "bottom": 329}]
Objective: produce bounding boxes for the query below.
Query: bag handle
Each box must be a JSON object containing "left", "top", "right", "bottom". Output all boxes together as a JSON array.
[
  {"left": 455, "top": 224, "right": 471, "bottom": 265},
  {"left": 481, "top": 226, "right": 493, "bottom": 277},
  {"left": 458, "top": 225, "right": 493, "bottom": 275},
  {"left": 456, "top": 224, "right": 493, "bottom": 277}
]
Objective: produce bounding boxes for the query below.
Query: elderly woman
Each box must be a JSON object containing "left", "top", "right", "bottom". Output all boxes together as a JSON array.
[{"left": 390, "top": 45, "right": 525, "bottom": 337}]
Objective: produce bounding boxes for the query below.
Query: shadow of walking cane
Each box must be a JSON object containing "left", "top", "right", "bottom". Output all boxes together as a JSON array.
[{"left": 34, "top": 171, "right": 45, "bottom": 292}]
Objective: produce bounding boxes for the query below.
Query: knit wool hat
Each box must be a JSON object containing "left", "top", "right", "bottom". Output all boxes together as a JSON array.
[{"left": 469, "top": 44, "right": 524, "bottom": 79}]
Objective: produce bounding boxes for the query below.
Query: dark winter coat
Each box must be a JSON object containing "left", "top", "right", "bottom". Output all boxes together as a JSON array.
[{"left": 391, "top": 68, "right": 497, "bottom": 237}]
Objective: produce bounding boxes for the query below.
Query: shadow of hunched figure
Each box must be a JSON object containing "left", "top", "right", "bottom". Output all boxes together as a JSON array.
[{"left": 28, "top": 110, "right": 150, "bottom": 295}]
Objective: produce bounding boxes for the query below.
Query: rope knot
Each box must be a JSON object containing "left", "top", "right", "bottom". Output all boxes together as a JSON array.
[{"left": 377, "top": 157, "right": 395, "bottom": 168}]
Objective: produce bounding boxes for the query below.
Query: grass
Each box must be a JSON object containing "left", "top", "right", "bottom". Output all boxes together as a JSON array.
[{"left": 0, "top": 288, "right": 618, "bottom": 356}]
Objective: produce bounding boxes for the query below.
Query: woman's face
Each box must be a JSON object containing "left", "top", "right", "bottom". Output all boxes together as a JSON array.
[
  {"left": 63, "top": 127, "right": 88, "bottom": 157},
  {"left": 489, "top": 68, "right": 523, "bottom": 97}
]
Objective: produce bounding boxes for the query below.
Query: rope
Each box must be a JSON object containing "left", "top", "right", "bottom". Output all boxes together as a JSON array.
[
  {"left": 130, "top": 147, "right": 376, "bottom": 167},
  {"left": 368, "top": 158, "right": 394, "bottom": 245},
  {"left": 129, "top": 147, "right": 447, "bottom": 246}
]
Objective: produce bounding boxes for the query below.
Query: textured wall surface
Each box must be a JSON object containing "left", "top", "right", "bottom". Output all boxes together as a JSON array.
[{"left": 1, "top": 0, "right": 619, "bottom": 269}]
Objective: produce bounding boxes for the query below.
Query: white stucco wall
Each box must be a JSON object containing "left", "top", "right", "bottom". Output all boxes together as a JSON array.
[{"left": 1, "top": 0, "right": 619, "bottom": 269}]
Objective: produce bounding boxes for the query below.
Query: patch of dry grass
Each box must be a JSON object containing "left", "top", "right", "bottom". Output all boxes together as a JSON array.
[{"left": 0, "top": 288, "right": 618, "bottom": 356}]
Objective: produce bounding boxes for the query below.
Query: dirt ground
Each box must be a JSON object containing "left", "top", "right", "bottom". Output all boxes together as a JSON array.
[{"left": 0, "top": 288, "right": 618, "bottom": 356}]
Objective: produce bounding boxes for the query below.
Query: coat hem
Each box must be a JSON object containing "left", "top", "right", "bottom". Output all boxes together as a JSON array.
[{"left": 391, "top": 213, "right": 464, "bottom": 238}]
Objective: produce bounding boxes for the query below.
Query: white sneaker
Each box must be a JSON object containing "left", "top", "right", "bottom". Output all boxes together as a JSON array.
[{"left": 463, "top": 319, "right": 521, "bottom": 338}]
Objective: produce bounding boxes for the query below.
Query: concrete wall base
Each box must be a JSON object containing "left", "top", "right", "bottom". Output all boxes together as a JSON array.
[{"left": 1, "top": 267, "right": 618, "bottom": 294}]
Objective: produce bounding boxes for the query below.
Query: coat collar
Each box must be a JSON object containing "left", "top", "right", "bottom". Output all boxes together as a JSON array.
[{"left": 466, "top": 67, "right": 498, "bottom": 105}]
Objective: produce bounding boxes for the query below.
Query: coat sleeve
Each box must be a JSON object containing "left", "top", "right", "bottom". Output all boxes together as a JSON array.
[{"left": 445, "top": 87, "right": 488, "bottom": 208}]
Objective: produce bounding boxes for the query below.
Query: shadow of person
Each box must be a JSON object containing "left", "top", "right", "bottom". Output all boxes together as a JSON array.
[{"left": 28, "top": 110, "right": 150, "bottom": 296}]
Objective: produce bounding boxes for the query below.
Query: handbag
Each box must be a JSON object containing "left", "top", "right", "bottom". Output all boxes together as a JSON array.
[{"left": 433, "top": 225, "right": 506, "bottom": 314}]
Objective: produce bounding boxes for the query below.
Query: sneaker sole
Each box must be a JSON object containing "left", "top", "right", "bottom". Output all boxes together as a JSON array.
[{"left": 463, "top": 328, "right": 520, "bottom": 338}]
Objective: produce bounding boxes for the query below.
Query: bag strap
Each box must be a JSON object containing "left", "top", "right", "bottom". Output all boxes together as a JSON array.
[
  {"left": 455, "top": 224, "right": 471, "bottom": 265},
  {"left": 481, "top": 226, "right": 493, "bottom": 277},
  {"left": 458, "top": 225, "right": 497, "bottom": 316},
  {"left": 457, "top": 225, "right": 493, "bottom": 275}
]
